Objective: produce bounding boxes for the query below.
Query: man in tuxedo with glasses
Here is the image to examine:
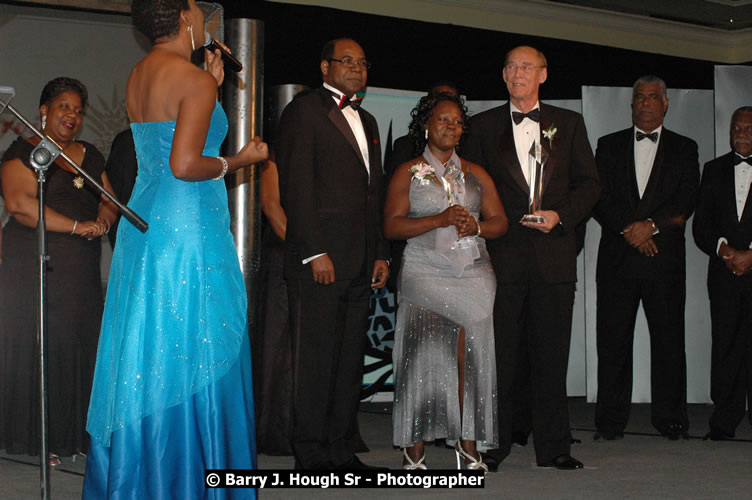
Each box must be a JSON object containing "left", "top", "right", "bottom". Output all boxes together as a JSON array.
[
  {"left": 275, "top": 38, "right": 389, "bottom": 471},
  {"left": 463, "top": 45, "right": 600, "bottom": 471}
]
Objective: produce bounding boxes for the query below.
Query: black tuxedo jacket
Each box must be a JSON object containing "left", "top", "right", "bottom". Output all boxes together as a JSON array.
[
  {"left": 693, "top": 152, "right": 752, "bottom": 282},
  {"left": 463, "top": 102, "right": 600, "bottom": 284},
  {"left": 105, "top": 128, "right": 137, "bottom": 248},
  {"left": 593, "top": 127, "right": 699, "bottom": 281},
  {"left": 275, "top": 86, "right": 389, "bottom": 280},
  {"left": 384, "top": 134, "right": 414, "bottom": 180}
]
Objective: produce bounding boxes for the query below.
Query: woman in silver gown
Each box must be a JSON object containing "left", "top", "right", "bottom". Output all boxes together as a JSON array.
[{"left": 384, "top": 93, "right": 508, "bottom": 471}]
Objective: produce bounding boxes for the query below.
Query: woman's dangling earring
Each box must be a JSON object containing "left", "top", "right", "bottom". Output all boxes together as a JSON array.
[
  {"left": 188, "top": 25, "right": 195, "bottom": 51},
  {"left": 424, "top": 129, "right": 428, "bottom": 140},
  {"left": 41, "top": 114, "right": 46, "bottom": 131}
]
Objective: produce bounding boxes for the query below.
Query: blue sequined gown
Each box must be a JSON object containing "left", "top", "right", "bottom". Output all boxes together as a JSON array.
[{"left": 83, "top": 103, "right": 256, "bottom": 499}]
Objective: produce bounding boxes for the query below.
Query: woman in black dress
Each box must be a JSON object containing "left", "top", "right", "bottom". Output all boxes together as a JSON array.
[{"left": 0, "top": 77, "right": 117, "bottom": 465}]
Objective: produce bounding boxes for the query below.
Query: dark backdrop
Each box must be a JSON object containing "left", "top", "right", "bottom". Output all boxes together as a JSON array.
[{"left": 227, "top": 1, "right": 738, "bottom": 100}]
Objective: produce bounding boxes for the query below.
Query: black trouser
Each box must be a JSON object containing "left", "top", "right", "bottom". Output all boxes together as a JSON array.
[
  {"left": 707, "top": 271, "right": 752, "bottom": 435},
  {"left": 487, "top": 274, "right": 575, "bottom": 464},
  {"left": 288, "top": 274, "right": 370, "bottom": 468},
  {"left": 595, "top": 276, "right": 688, "bottom": 434}
]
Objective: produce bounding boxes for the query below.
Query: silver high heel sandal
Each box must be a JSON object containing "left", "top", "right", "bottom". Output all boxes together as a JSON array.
[
  {"left": 455, "top": 442, "right": 489, "bottom": 473},
  {"left": 402, "top": 448, "right": 427, "bottom": 470}
]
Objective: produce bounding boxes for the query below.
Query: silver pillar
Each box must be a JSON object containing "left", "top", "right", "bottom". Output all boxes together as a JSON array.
[
  {"left": 223, "top": 18, "right": 263, "bottom": 326},
  {"left": 266, "top": 84, "right": 309, "bottom": 142}
]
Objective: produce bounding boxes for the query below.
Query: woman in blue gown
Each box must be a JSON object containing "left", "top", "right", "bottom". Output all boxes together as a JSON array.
[{"left": 83, "top": 1, "right": 268, "bottom": 498}]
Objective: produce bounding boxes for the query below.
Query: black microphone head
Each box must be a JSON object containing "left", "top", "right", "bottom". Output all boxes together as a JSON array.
[{"left": 202, "top": 33, "right": 243, "bottom": 73}]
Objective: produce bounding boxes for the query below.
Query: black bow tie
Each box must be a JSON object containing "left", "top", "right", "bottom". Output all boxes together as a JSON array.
[
  {"left": 512, "top": 108, "right": 540, "bottom": 125},
  {"left": 733, "top": 153, "right": 751, "bottom": 166},
  {"left": 326, "top": 88, "right": 363, "bottom": 110},
  {"left": 636, "top": 131, "right": 658, "bottom": 142}
]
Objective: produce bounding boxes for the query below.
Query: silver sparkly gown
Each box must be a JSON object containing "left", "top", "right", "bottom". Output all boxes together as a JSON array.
[{"left": 392, "top": 168, "right": 498, "bottom": 449}]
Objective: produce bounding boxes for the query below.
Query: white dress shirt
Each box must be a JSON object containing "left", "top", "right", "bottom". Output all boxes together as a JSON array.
[
  {"left": 716, "top": 154, "right": 752, "bottom": 255},
  {"left": 510, "top": 101, "right": 541, "bottom": 187},
  {"left": 303, "top": 84, "right": 371, "bottom": 265},
  {"left": 634, "top": 125, "right": 662, "bottom": 198},
  {"left": 733, "top": 156, "right": 752, "bottom": 220}
]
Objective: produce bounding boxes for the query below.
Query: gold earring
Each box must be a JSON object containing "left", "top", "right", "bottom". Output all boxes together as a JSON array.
[
  {"left": 424, "top": 129, "right": 428, "bottom": 140},
  {"left": 41, "top": 114, "right": 46, "bottom": 130},
  {"left": 188, "top": 25, "right": 195, "bottom": 51}
]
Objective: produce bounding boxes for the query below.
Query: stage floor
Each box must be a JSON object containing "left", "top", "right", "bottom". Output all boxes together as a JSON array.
[{"left": 2, "top": 398, "right": 751, "bottom": 499}]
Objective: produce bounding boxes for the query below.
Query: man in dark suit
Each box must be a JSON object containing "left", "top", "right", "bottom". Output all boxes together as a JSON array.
[
  {"left": 463, "top": 45, "right": 600, "bottom": 471},
  {"left": 104, "top": 128, "right": 137, "bottom": 248},
  {"left": 593, "top": 76, "right": 699, "bottom": 441},
  {"left": 275, "top": 38, "right": 389, "bottom": 470},
  {"left": 693, "top": 106, "right": 752, "bottom": 441}
]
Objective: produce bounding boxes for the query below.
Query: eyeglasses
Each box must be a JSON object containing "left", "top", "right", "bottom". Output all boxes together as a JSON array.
[
  {"left": 504, "top": 63, "right": 544, "bottom": 74},
  {"left": 328, "top": 57, "right": 371, "bottom": 70}
]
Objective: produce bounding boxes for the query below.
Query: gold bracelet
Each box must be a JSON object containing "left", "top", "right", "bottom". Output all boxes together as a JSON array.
[
  {"left": 213, "top": 156, "right": 229, "bottom": 180},
  {"left": 474, "top": 216, "right": 481, "bottom": 237},
  {"left": 71, "top": 220, "right": 78, "bottom": 235}
]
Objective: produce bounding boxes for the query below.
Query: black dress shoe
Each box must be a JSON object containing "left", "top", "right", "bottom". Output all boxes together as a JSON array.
[
  {"left": 511, "top": 431, "right": 529, "bottom": 447},
  {"left": 480, "top": 452, "right": 501, "bottom": 473},
  {"left": 594, "top": 429, "right": 624, "bottom": 441},
  {"left": 335, "top": 456, "right": 389, "bottom": 471},
  {"left": 537, "top": 454, "right": 584, "bottom": 470},
  {"left": 662, "top": 423, "right": 688, "bottom": 441},
  {"left": 704, "top": 428, "right": 733, "bottom": 441}
]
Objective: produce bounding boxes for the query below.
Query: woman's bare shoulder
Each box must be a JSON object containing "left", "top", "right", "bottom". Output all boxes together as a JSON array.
[
  {"left": 398, "top": 155, "right": 428, "bottom": 171},
  {"left": 127, "top": 53, "right": 214, "bottom": 121}
]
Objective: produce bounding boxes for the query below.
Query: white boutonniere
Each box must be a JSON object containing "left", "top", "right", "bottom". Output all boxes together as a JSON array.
[
  {"left": 409, "top": 162, "right": 437, "bottom": 186},
  {"left": 543, "top": 124, "right": 557, "bottom": 148}
]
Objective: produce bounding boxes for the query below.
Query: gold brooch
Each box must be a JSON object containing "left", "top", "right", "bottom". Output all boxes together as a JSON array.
[{"left": 73, "top": 176, "right": 84, "bottom": 189}]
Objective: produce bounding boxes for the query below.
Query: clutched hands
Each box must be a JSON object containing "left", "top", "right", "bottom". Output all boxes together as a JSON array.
[
  {"left": 623, "top": 220, "right": 655, "bottom": 248},
  {"left": 719, "top": 242, "right": 752, "bottom": 276},
  {"left": 75, "top": 220, "right": 107, "bottom": 239},
  {"left": 439, "top": 205, "right": 477, "bottom": 238}
]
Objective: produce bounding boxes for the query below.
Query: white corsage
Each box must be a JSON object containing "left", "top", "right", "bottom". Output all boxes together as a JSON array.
[
  {"left": 409, "top": 162, "right": 437, "bottom": 186},
  {"left": 543, "top": 124, "right": 557, "bottom": 148}
]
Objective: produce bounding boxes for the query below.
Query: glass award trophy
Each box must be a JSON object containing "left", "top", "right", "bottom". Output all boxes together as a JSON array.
[{"left": 521, "top": 140, "right": 548, "bottom": 223}]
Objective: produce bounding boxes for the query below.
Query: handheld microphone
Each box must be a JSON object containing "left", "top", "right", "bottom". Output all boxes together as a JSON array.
[{"left": 204, "top": 33, "right": 243, "bottom": 73}]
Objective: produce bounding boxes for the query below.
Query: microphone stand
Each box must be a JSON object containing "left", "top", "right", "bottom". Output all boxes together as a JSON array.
[{"left": 0, "top": 91, "right": 148, "bottom": 500}]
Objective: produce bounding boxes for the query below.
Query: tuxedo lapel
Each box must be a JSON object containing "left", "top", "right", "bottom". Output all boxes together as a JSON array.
[
  {"left": 323, "top": 90, "right": 367, "bottom": 168},
  {"left": 623, "top": 132, "right": 641, "bottom": 211},
  {"left": 361, "top": 111, "right": 380, "bottom": 184},
  {"left": 496, "top": 105, "right": 529, "bottom": 194},
  {"left": 539, "top": 105, "right": 556, "bottom": 195}
]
